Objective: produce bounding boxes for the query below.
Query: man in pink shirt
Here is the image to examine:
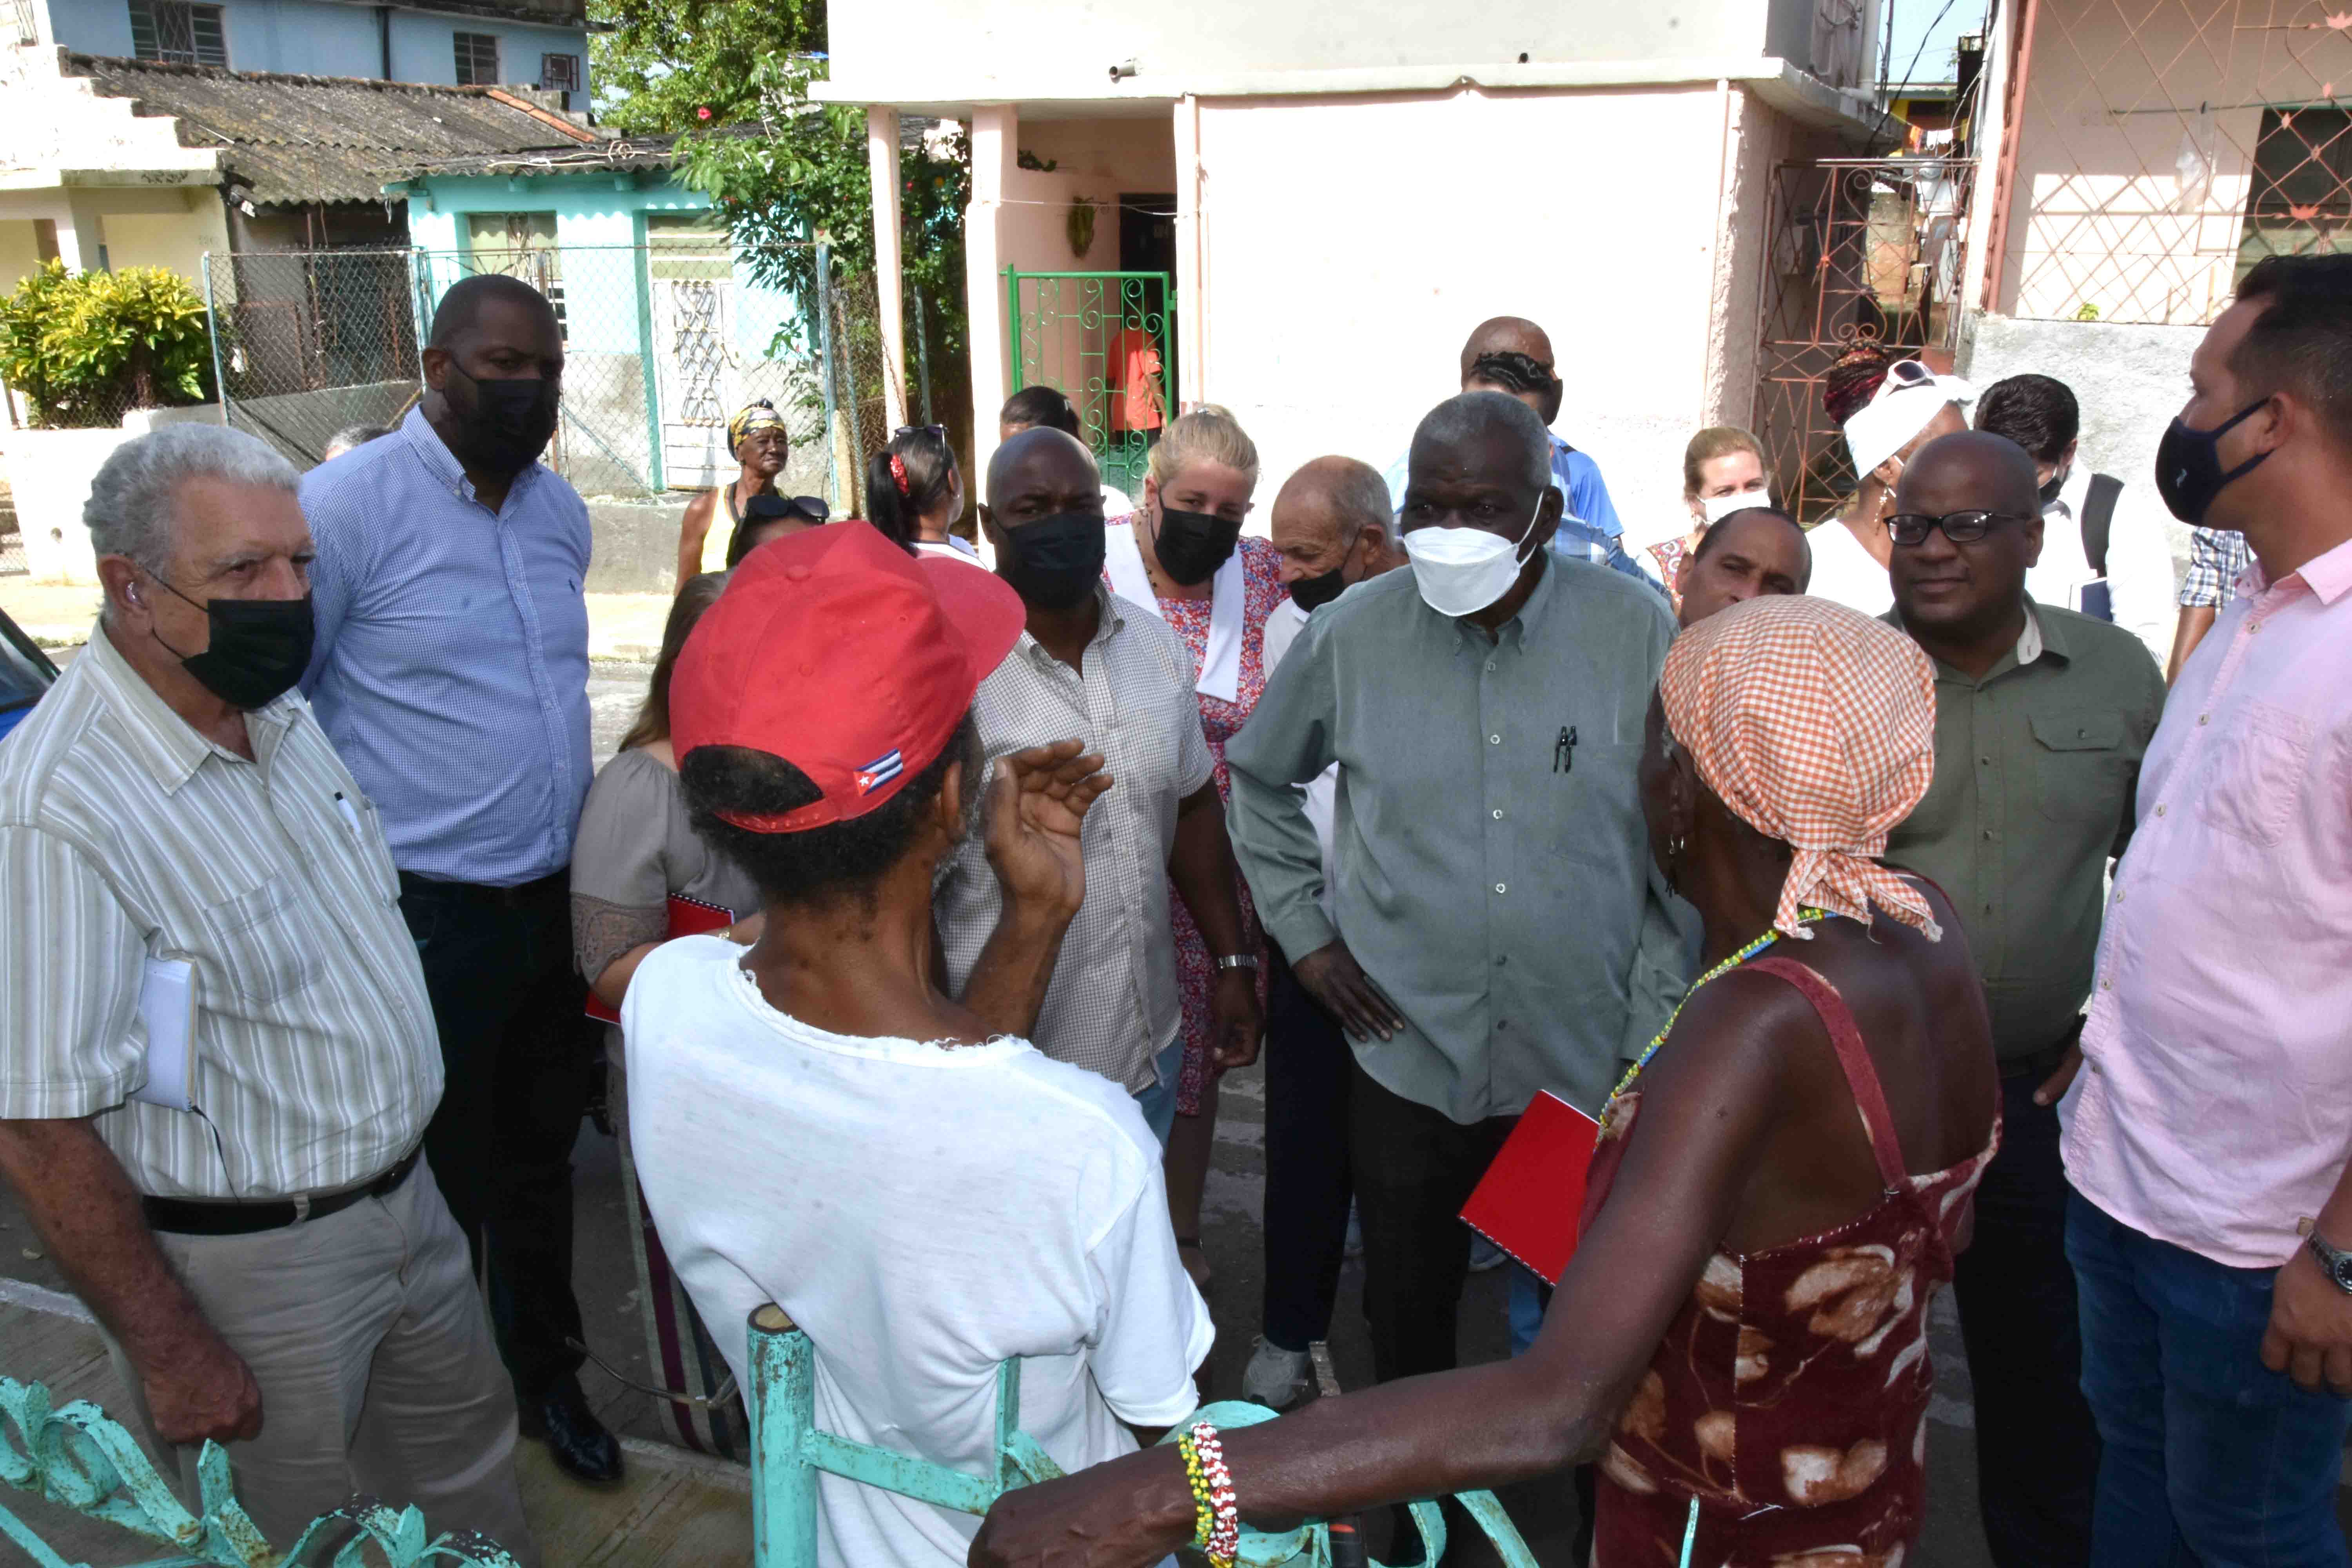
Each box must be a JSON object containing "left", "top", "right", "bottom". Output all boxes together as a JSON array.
[{"left": 2061, "top": 252, "right": 2352, "bottom": 1566}]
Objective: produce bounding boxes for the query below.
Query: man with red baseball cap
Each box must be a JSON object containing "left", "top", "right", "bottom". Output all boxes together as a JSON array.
[{"left": 618, "top": 522, "right": 1213, "bottom": 1566}]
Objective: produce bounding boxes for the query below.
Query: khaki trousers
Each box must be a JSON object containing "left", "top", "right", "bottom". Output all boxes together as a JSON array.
[{"left": 103, "top": 1161, "right": 539, "bottom": 1566}]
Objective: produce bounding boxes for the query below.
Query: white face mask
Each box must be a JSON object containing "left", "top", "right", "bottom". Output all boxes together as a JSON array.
[
  {"left": 1402, "top": 496, "right": 1545, "bottom": 618},
  {"left": 1700, "top": 486, "right": 1771, "bottom": 526}
]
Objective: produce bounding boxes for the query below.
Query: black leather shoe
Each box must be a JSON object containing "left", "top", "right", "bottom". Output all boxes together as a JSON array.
[{"left": 519, "top": 1372, "right": 623, "bottom": 1487}]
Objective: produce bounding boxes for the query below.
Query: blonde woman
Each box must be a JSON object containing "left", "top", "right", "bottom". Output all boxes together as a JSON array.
[
  {"left": 1103, "top": 405, "right": 1280, "bottom": 1290},
  {"left": 1649, "top": 427, "right": 1773, "bottom": 611}
]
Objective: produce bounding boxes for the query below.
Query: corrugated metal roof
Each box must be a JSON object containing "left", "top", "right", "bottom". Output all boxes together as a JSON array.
[{"left": 66, "top": 54, "right": 602, "bottom": 206}]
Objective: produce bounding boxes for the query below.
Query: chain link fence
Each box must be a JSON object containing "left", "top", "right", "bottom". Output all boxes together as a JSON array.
[{"left": 203, "top": 243, "right": 915, "bottom": 511}]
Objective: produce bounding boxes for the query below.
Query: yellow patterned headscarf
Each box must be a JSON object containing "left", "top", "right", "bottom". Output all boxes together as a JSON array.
[
  {"left": 1659, "top": 595, "right": 1941, "bottom": 941},
  {"left": 728, "top": 399, "right": 787, "bottom": 455}
]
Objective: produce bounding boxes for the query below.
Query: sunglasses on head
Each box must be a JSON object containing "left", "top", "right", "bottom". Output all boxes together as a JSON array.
[
  {"left": 1884, "top": 509, "right": 2029, "bottom": 546},
  {"left": 895, "top": 423, "right": 948, "bottom": 442}
]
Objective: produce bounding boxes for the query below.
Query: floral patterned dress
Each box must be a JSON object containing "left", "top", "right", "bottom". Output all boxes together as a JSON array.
[
  {"left": 1588, "top": 955, "right": 1999, "bottom": 1568},
  {"left": 1107, "top": 526, "right": 1284, "bottom": 1116}
]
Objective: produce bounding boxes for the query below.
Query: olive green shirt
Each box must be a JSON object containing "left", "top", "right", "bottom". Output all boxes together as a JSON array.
[{"left": 1882, "top": 601, "right": 2166, "bottom": 1059}]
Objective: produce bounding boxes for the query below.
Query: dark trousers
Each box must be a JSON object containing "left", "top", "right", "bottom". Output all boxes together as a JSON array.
[
  {"left": 1261, "top": 947, "right": 1355, "bottom": 1353},
  {"left": 399, "top": 871, "right": 594, "bottom": 1401},
  {"left": 1950, "top": 1064, "right": 2099, "bottom": 1568},
  {"left": 2069, "top": 1191, "right": 2352, "bottom": 1568},
  {"left": 1350, "top": 1061, "right": 1514, "bottom": 1383}
]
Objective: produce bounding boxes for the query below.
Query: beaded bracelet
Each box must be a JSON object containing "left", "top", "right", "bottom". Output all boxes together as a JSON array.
[
  {"left": 1176, "top": 1430, "right": 1216, "bottom": 1554},
  {"left": 1187, "top": 1420, "right": 1239, "bottom": 1567}
]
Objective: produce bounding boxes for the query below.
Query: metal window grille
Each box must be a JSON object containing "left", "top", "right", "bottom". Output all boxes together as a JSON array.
[
  {"left": 452, "top": 30, "right": 499, "bottom": 86},
  {"left": 128, "top": 0, "right": 227, "bottom": 66},
  {"left": 1990, "top": 0, "right": 2352, "bottom": 326},
  {"left": 1005, "top": 270, "right": 1171, "bottom": 503},
  {"left": 4, "top": 0, "right": 41, "bottom": 47},
  {"left": 538, "top": 52, "right": 579, "bottom": 93}
]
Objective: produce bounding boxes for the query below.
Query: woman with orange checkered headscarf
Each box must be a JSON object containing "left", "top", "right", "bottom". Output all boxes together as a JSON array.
[{"left": 963, "top": 594, "right": 2001, "bottom": 1568}]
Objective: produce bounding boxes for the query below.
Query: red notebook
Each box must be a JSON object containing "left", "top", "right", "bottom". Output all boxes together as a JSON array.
[
  {"left": 1459, "top": 1090, "right": 1603, "bottom": 1287},
  {"left": 584, "top": 893, "right": 737, "bottom": 1024}
]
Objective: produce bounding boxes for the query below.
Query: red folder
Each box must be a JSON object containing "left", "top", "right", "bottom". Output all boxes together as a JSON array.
[
  {"left": 1459, "top": 1090, "right": 1603, "bottom": 1287},
  {"left": 584, "top": 893, "right": 737, "bottom": 1024}
]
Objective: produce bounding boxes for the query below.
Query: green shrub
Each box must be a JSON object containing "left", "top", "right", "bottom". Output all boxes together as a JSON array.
[{"left": 0, "top": 262, "right": 214, "bottom": 428}]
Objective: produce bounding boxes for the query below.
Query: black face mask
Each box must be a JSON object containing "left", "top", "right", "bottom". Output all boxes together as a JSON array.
[
  {"left": 2037, "top": 466, "right": 2069, "bottom": 507},
  {"left": 1289, "top": 561, "right": 1350, "bottom": 613},
  {"left": 998, "top": 510, "right": 1107, "bottom": 610},
  {"left": 150, "top": 579, "right": 314, "bottom": 710},
  {"left": 2155, "top": 398, "right": 2272, "bottom": 526},
  {"left": 446, "top": 366, "right": 559, "bottom": 479},
  {"left": 1151, "top": 506, "right": 1244, "bottom": 586}
]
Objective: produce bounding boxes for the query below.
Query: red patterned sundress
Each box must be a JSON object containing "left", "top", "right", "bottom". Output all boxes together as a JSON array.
[
  {"left": 1588, "top": 955, "right": 1999, "bottom": 1568},
  {"left": 1111, "top": 527, "right": 1284, "bottom": 1116}
]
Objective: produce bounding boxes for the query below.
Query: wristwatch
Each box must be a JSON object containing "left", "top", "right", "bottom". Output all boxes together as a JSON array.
[
  {"left": 2307, "top": 1225, "right": 2352, "bottom": 1294},
  {"left": 1214, "top": 954, "right": 1261, "bottom": 972}
]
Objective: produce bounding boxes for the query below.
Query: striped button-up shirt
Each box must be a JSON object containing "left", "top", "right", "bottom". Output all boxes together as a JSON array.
[
  {"left": 0, "top": 624, "right": 440, "bottom": 1199},
  {"left": 935, "top": 584, "right": 1215, "bottom": 1093},
  {"left": 300, "top": 407, "right": 592, "bottom": 886}
]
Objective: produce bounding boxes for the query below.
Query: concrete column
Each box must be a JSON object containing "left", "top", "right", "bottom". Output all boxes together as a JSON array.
[
  {"left": 1172, "top": 96, "right": 1205, "bottom": 410},
  {"left": 866, "top": 104, "right": 908, "bottom": 431},
  {"left": 50, "top": 195, "right": 105, "bottom": 274},
  {"left": 965, "top": 104, "right": 1015, "bottom": 493}
]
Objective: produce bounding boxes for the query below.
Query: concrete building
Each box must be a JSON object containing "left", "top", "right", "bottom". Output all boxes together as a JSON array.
[
  {"left": 817, "top": 0, "right": 1891, "bottom": 530},
  {"left": 14, "top": 0, "right": 590, "bottom": 103},
  {"left": 1954, "top": 0, "right": 2340, "bottom": 596}
]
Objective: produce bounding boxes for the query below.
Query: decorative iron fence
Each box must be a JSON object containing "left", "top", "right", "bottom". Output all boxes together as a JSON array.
[
  {"left": 1751, "top": 155, "right": 1978, "bottom": 523},
  {"left": 1988, "top": 0, "right": 2352, "bottom": 325},
  {"left": 1006, "top": 270, "right": 1172, "bottom": 502},
  {"left": 198, "top": 245, "right": 904, "bottom": 511},
  {"left": 5, "top": 1305, "right": 1542, "bottom": 1568}
]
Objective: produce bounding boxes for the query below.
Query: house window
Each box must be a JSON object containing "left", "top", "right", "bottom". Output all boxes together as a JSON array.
[
  {"left": 539, "top": 53, "right": 579, "bottom": 93},
  {"left": 128, "top": 0, "right": 227, "bottom": 66},
  {"left": 2237, "top": 106, "right": 2352, "bottom": 283},
  {"left": 453, "top": 31, "right": 500, "bottom": 86}
]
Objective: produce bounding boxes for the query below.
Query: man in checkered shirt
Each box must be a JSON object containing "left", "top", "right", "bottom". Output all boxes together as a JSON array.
[
  {"left": 935, "top": 428, "right": 1262, "bottom": 1145},
  {"left": 2167, "top": 526, "right": 2254, "bottom": 682}
]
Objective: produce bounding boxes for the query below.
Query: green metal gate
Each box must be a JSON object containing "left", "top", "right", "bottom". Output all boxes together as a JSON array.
[{"left": 1005, "top": 269, "right": 1171, "bottom": 501}]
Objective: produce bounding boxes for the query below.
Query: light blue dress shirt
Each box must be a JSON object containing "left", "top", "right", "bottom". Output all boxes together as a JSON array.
[
  {"left": 1382, "top": 434, "right": 1662, "bottom": 592},
  {"left": 299, "top": 407, "right": 592, "bottom": 887}
]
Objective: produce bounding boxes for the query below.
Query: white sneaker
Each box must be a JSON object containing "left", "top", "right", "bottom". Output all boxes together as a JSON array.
[{"left": 1241, "top": 1337, "right": 1313, "bottom": 1410}]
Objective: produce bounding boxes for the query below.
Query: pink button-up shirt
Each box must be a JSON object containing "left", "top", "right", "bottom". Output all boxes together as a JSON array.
[{"left": 2062, "top": 532, "right": 2352, "bottom": 1270}]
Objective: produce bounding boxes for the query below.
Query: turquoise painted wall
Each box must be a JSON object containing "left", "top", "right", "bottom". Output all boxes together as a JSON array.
[{"left": 44, "top": 0, "right": 588, "bottom": 97}]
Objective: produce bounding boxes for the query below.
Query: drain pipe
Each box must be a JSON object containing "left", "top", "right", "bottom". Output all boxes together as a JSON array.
[
  {"left": 1978, "top": 0, "right": 2041, "bottom": 312},
  {"left": 377, "top": 5, "right": 392, "bottom": 80}
]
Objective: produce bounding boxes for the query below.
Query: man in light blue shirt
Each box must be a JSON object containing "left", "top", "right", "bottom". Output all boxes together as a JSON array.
[
  {"left": 1380, "top": 316, "right": 1660, "bottom": 591},
  {"left": 300, "top": 274, "right": 619, "bottom": 1487}
]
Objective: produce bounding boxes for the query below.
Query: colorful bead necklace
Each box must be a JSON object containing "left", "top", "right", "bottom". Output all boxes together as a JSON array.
[{"left": 1598, "top": 907, "right": 1829, "bottom": 1133}]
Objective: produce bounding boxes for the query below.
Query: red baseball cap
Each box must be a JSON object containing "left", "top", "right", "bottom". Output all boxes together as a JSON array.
[{"left": 671, "top": 521, "right": 1025, "bottom": 832}]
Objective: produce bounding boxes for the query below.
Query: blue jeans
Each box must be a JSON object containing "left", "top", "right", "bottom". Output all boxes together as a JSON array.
[
  {"left": 2067, "top": 1190, "right": 2352, "bottom": 1567},
  {"left": 1131, "top": 1035, "right": 1184, "bottom": 1148}
]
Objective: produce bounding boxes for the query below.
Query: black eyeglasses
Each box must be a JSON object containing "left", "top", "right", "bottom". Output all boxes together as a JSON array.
[
  {"left": 1885, "top": 509, "right": 2030, "bottom": 546},
  {"left": 743, "top": 493, "right": 830, "bottom": 524},
  {"left": 894, "top": 423, "right": 948, "bottom": 441}
]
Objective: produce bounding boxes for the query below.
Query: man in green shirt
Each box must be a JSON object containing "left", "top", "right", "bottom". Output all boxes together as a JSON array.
[
  {"left": 1881, "top": 430, "right": 2164, "bottom": 1568},
  {"left": 1227, "top": 392, "right": 1690, "bottom": 1395}
]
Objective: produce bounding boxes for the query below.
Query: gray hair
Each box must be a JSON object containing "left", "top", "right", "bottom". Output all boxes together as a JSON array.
[
  {"left": 324, "top": 423, "right": 392, "bottom": 459},
  {"left": 85, "top": 424, "right": 302, "bottom": 588},
  {"left": 1411, "top": 391, "right": 1552, "bottom": 492},
  {"left": 1324, "top": 461, "right": 1395, "bottom": 549}
]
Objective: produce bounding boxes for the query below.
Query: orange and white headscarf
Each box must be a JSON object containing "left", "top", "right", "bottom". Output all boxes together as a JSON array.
[{"left": 1659, "top": 595, "right": 1940, "bottom": 941}]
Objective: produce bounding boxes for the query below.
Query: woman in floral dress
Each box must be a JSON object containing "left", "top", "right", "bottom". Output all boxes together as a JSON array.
[
  {"left": 970, "top": 596, "right": 2000, "bottom": 1568},
  {"left": 1103, "top": 405, "right": 1280, "bottom": 1291}
]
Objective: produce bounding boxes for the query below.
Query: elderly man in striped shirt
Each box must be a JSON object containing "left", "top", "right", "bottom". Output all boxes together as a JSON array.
[{"left": 0, "top": 426, "right": 533, "bottom": 1560}]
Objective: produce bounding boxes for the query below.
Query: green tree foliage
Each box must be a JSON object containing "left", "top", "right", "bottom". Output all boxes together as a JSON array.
[
  {"left": 0, "top": 263, "right": 214, "bottom": 428},
  {"left": 589, "top": 0, "right": 969, "bottom": 366}
]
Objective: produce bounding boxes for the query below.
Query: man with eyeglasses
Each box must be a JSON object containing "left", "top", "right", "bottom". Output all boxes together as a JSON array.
[{"left": 1877, "top": 430, "right": 2163, "bottom": 1568}]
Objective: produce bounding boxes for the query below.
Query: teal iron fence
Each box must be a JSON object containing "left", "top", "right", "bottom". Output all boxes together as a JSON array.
[
  {"left": 4, "top": 1304, "right": 1539, "bottom": 1568},
  {"left": 1005, "top": 269, "right": 1172, "bottom": 503}
]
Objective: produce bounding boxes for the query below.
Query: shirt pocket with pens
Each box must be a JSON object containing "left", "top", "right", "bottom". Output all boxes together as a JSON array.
[{"left": 334, "top": 788, "right": 404, "bottom": 905}]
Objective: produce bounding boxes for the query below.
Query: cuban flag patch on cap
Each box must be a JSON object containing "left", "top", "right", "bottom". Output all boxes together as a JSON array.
[{"left": 854, "top": 749, "right": 904, "bottom": 794}]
